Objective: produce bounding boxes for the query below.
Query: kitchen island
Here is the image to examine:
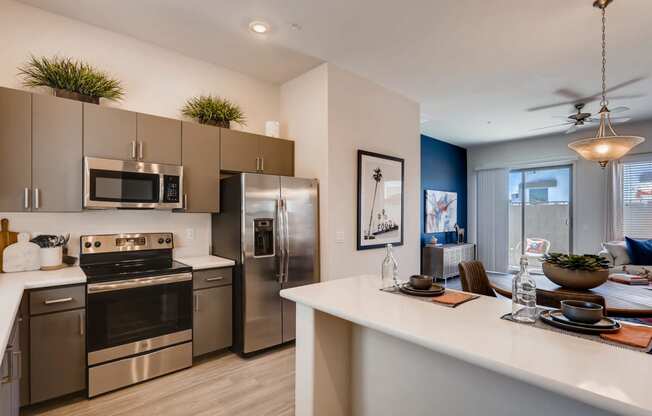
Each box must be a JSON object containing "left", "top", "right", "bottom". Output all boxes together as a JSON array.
[{"left": 280, "top": 275, "right": 651, "bottom": 416}]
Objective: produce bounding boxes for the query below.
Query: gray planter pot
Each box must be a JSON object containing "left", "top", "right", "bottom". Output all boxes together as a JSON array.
[
  {"left": 542, "top": 263, "right": 609, "bottom": 290},
  {"left": 53, "top": 88, "right": 99, "bottom": 104},
  {"left": 204, "top": 119, "right": 230, "bottom": 129}
]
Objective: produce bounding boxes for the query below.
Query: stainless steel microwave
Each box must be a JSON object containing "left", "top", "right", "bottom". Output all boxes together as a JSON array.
[{"left": 84, "top": 157, "right": 183, "bottom": 209}]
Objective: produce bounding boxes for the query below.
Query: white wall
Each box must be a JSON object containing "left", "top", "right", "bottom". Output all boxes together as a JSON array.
[
  {"left": 0, "top": 0, "right": 282, "bottom": 259},
  {"left": 468, "top": 119, "right": 652, "bottom": 255},
  {"left": 280, "top": 64, "right": 329, "bottom": 279}
]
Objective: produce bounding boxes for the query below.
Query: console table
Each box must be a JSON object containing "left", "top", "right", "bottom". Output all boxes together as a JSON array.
[{"left": 422, "top": 243, "right": 476, "bottom": 280}]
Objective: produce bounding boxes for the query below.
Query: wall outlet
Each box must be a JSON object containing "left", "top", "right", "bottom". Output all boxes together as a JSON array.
[
  {"left": 335, "top": 231, "right": 345, "bottom": 244},
  {"left": 185, "top": 228, "right": 195, "bottom": 241}
]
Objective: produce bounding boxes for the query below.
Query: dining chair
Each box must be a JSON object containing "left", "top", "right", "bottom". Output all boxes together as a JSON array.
[
  {"left": 458, "top": 261, "right": 496, "bottom": 297},
  {"left": 535, "top": 288, "right": 606, "bottom": 309}
]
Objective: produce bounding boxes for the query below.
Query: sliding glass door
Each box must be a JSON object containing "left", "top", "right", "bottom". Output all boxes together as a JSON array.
[{"left": 508, "top": 165, "right": 573, "bottom": 273}]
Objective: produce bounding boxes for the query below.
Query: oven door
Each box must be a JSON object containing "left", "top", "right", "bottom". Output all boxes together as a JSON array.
[{"left": 86, "top": 273, "right": 192, "bottom": 364}]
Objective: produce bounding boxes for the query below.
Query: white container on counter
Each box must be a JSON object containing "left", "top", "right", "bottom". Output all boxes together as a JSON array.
[{"left": 40, "top": 246, "right": 63, "bottom": 269}]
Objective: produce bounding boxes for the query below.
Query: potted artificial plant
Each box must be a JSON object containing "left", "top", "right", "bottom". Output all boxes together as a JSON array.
[
  {"left": 18, "top": 55, "right": 124, "bottom": 104},
  {"left": 181, "top": 95, "right": 246, "bottom": 129},
  {"left": 542, "top": 253, "right": 610, "bottom": 290}
]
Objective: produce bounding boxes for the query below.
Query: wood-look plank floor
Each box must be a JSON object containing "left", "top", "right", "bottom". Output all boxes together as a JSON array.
[{"left": 22, "top": 345, "right": 295, "bottom": 416}]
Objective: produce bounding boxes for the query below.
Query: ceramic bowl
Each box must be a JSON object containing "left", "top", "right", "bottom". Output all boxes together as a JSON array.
[
  {"left": 560, "top": 300, "right": 604, "bottom": 324},
  {"left": 409, "top": 275, "right": 433, "bottom": 290},
  {"left": 542, "top": 263, "right": 608, "bottom": 290}
]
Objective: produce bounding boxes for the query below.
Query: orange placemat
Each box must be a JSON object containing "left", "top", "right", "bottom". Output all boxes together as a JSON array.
[
  {"left": 600, "top": 324, "right": 652, "bottom": 349},
  {"left": 432, "top": 291, "right": 479, "bottom": 307}
]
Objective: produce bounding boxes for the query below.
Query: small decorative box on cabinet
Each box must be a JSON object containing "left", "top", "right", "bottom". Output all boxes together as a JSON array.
[{"left": 422, "top": 243, "right": 476, "bottom": 280}]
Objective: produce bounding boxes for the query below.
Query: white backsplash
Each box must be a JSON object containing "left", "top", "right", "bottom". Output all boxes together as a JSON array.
[{"left": 0, "top": 211, "right": 211, "bottom": 259}]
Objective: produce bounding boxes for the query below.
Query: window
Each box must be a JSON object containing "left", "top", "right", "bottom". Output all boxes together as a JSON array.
[{"left": 623, "top": 159, "right": 652, "bottom": 239}]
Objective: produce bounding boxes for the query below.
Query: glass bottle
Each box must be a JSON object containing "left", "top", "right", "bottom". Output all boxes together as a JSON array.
[
  {"left": 381, "top": 244, "right": 399, "bottom": 289},
  {"left": 512, "top": 255, "right": 537, "bottom": 323}
]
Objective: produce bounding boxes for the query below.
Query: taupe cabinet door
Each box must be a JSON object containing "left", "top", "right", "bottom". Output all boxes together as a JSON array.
[
  {"left": 30, "top": 309, "right": 86, "bottom": 404},
  {"left": 193, "top": 285, "right": 232, "bottom": 356},
  {"left": 220, "top": 129, "right": 260, "bottom": 173},
  {"left": 32, "top": 94, "right": 83, "bottom": 211},
  {"left": 83, "top": 104, "right": 137, "bottom": 160},
  {"left": 0, "top": 87, "right": 31, "bottom": 212},
  {"left": 260, "top": 137, "right": 294, "bottom": 176},
  {"left": 182, "top": 122, "right": 220, "bottom": 213},
  {"left": 138, "top": 113, "right": 181, "bottom": 165},
  {"left": 220, "top": 129, "right": 295, "bottom": 176}
]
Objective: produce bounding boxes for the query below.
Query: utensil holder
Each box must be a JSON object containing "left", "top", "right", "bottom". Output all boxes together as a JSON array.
[{"left": 40, "top": 246, "right": 63, "bottom": 268}]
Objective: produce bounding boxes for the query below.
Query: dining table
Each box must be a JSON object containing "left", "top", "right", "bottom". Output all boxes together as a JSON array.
[{"left": 488, "top": 271, "right": 652, "bottom": 317}]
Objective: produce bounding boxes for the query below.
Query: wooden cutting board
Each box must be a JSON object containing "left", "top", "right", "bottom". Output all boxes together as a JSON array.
[{"left": 0, "top": 218, "right": 19, "bottom": 273}]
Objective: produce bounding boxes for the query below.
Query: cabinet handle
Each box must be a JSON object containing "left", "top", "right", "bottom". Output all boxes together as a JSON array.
[
  {"left": 24, "top": 188, "right": 30, "bottom": 210},
  {"left": 43, "top": 297, "right": 73, "bottom": 305},
  {"left": 260, "top": 157, "right": 264, "bottom": 172},
  {"left": 11, "top": 351, "right": 21, "bottom": 382},
  {"left": 255, "top": 157, "right": 260, "bottom": 172},
  {"left": 131, "top": 141, "right": 137, "bottom": 160},
  {"left": 205, "top": 276, "right": 224, "bottom": 282},
  {"left": 184, "top": 194, "right": 188, "bottom": 211},
  {"left": 194, "top": 294, "right": 199, "bottom": 312},
  {"left": 79, "top": 313, "right": 85, "bottom": 336},
  {"left": 34, "top": 188, "right": 40, "bottom": 209},
  {"left": 1, "top": 349, "right": 14, "bottom": 384},
  {"left": 138, "top": 141, "right": 144, "bottom": 160}
]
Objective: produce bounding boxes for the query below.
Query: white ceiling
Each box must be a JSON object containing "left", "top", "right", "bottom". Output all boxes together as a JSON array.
[{"left": 19, "top": 0, "right": 652, "bottom": 147}]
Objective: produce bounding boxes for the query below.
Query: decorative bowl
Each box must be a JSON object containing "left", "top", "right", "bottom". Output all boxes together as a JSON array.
[
  {"left": 409, "top": 275, "right": 434, "bottom": 290},
  {"left": 542, "top": 263, "right": 608, "bottom": 290},
  {"left": 560, "top": 300, "right": 604, "bottom": 324}
]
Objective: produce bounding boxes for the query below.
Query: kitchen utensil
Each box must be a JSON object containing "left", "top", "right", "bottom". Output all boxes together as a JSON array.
[
  {"left": 539, "top": 310, "right": 621, "bottom": 334},
  {"left": 0, "top": 218, "right": 19, "bottom": 272},
  {"left": 409, "top": 274, "right": 434, "bottom": 290},
  {"left": 398, "top": 283, "right": 445, "bottom": 297},
  {"left": 560, "top": 300, "right": 604, "bottom": 324},
  {"left": 2, "top": 232, "right": 40, "bottom": 272},
  {"left": 30, "top": 234, "right": 68, "bottom": 248},
  {"left": 549, "top": 310, "right": 618, "bottom": 329}
]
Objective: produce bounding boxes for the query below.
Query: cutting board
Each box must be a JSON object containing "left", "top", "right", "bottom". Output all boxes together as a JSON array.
[{"left": 0, "top": 218, "right": 19, "bottom": 273}]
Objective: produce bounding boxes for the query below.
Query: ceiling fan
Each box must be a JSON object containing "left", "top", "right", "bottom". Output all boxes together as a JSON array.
[{"left": 531, "top": 103, "right": 631, "bottom": 134}]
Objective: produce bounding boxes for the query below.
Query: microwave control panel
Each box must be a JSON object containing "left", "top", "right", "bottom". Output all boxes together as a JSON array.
[{"left": 163, "top": 175, "right": 180, "bottom": 203}]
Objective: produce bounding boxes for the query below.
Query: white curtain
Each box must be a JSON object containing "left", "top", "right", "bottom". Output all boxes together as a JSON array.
[
  {"left": 476, "top": 169, "right": 509, "bottom": 273},
  {"left": 605, "top": 161, "right": 623, "bottom": 242}
]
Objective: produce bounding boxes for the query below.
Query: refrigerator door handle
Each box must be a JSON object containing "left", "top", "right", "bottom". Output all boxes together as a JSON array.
[
  {"left": 276, "top": 199, "right": 285, "bottom": 283},
  {"left": 283, "top": 198, "right": 290, "bottom": 283}
]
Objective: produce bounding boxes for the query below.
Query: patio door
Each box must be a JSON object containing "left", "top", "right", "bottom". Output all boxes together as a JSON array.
[{"left": 508, "top": 165, "right": 573, "bottom": 272}]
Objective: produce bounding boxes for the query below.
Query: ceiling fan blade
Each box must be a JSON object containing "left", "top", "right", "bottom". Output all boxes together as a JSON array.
[
  {"left": 555, "top": 88, "right": 586, "bottom": 101},
  {"left": 608, "top": 106, "right": 630, "bottom": 114},
  {"left": 604, "top": 76, "right": 646, "bottom": 95},
  {"left": 529, "top": 122, "right": 573, "bottom": 132},
  {"left": 607, "top": 94, "right": 646, "bottom": 101},
  {"left": 565, "top": 125, "right": 578, "bottom": 134},
  {"left": 527, "top": 100, "right": 579, "bottom": 112},
  {"left": 610, "top": 117, "right": 632, "bottom": 124}
]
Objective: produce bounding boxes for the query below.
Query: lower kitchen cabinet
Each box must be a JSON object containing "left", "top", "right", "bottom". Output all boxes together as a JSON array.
[
  {"left": 193, "top": 269, "right": 233, "bottom": 357},
  {"left": 29, "top": 308, "right": 85, "bottom": 404},
  {"left": 0, "top": 316, "right": 21, "bottom": 416}
]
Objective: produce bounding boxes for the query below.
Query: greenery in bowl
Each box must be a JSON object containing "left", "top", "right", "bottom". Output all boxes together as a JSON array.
[
  {"left": 542, "top": 253, "right": 609, "bottom": 272},
  {"left": 18, "top": 55, "right": 124, "bottom": 101},
  {"left": 181, "top": 95, "right": 246, "bottom": 128}
]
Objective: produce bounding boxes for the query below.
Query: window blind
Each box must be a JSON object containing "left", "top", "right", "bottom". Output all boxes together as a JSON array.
[{"left": 623, "top": 159, "right": 652, "bottom": 239}]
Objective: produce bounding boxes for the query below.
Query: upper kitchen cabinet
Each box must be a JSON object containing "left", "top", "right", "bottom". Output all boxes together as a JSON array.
[
  {"left": 181, "top": 122, "right": 220, "bottom": 213},
  {"left": 0, "top": 87, "right": 31, "bottom": 212},
  {"left": 84, "top": 105, "right": 181, "bottom": 165},
  {"left": 32, "top": 94, "right": 83, "bottom": 212},
  {"left": 220, "top": 129, "right": 294, "bottom": 176},
  {"left": 83, "top": 104, "right": 137, "bottom": 161},
  {"left": 137, "top": 113, "right": 181, "bottom": 165}
]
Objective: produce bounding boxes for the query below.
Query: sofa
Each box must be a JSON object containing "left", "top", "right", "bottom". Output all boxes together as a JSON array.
[{"left": 599, "top": 240, "right": 652, "bottom": 277}]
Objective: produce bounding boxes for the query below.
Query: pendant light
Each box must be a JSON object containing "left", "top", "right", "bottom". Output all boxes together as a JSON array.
[{"left": 568, "top": 0, "right": 644, "bottom": 168}]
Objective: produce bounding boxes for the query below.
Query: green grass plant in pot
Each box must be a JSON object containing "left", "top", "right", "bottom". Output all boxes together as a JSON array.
[
  {"left": 18, "top": 55, "right": 124, "bottom": 104},
  {"left": 181, "top": 95, "right": 246, "bottom": 129},
  {"left": 542, "top": 253, "right": 610, "bottom": 290}
]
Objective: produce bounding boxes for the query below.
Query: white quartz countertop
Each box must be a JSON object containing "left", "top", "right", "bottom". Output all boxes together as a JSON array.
[
  {"left": 0, "top": 267, "right": 86, "bottom": 358},
  {"left": 175, "top": 255, "right": 236, "bottom": 270},
  {"left": 281, "top": 275, "right": 652, "bottom": 416}
]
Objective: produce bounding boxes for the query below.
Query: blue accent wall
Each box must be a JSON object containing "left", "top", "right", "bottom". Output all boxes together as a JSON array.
[{"left": 420, "top": 135, "right": 467, "bottom": 247}]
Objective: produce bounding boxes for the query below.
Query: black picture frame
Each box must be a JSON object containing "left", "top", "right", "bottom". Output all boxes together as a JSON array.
[{"left": 356, "top": 150, "right": 405, "bottom": 251}]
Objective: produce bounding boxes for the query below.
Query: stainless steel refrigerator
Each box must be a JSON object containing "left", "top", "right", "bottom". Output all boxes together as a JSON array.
[{"left": 211, "top": 173, "right": 319, "bottom": 355}]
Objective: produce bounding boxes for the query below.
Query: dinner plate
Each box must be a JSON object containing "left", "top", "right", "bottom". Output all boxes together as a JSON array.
[
  {"left": 549, "top": 310, "right": 618, "bottom": 329},
  {"left": 539, "top": 310, "right": 621, "bottom": 334},
  {"left": 398, "top": 283, "right": 445, "bottom": 297}
]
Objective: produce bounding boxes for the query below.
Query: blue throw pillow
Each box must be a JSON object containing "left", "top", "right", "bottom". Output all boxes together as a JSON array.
[{"left": 624, "top": 237, "right": 652, "bottom": 265}]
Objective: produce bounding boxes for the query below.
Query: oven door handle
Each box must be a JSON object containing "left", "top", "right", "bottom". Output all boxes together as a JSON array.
[{"left": 87, "top": 272, "right": 192, "bottom": 294}]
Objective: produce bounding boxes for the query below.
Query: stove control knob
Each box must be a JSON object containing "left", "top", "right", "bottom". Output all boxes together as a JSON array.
[
  {"left": 158, "top": 238, "right": 165, "bottom": 244},
  {"left": 84, "top": 242, "right": 92, "bottom": 249},
  {"left": 94, "top": 241, "right": 102, "bottom": 248},
  {"left": 165, "top": 238, "right": 172, "bottom": 244}
]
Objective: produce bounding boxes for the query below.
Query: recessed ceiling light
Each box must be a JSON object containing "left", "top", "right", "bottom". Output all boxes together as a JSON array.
[{"left": 249, "top": 21, "right": 270, "bottom": 34}]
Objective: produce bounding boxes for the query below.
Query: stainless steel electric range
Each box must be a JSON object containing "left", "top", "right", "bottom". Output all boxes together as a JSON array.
[{"left": 80, "top": 233, "right": 192, "bottom": 398}]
